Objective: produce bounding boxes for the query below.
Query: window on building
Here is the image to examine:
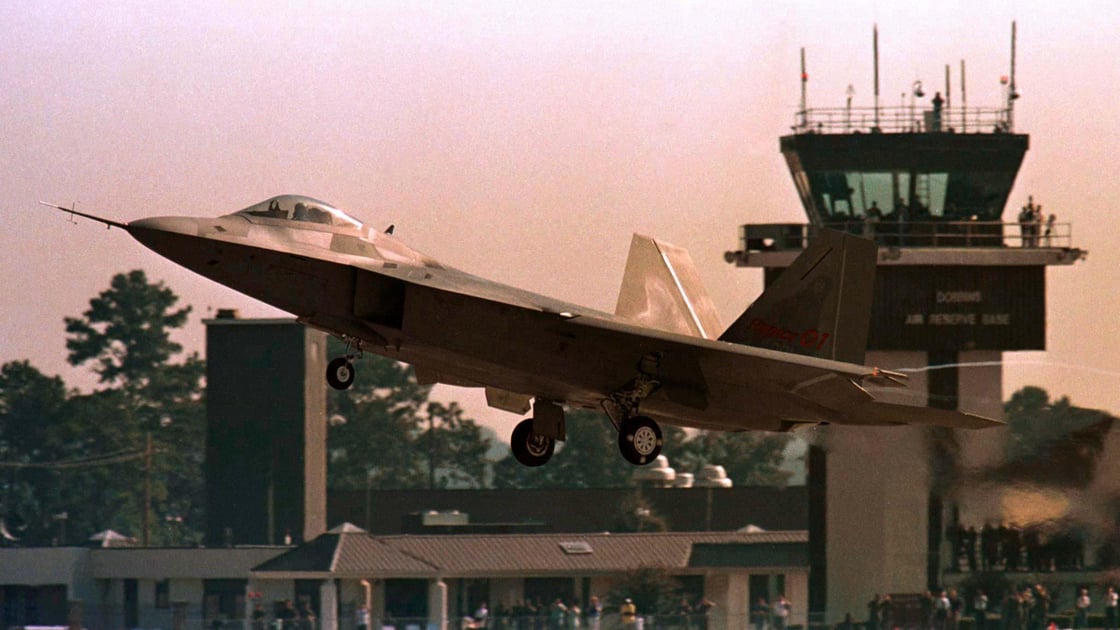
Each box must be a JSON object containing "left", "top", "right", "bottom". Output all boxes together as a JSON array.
[
  {"left": 204, "top": 579, "right": 246, "bottom": 621},
  {"left": 385, "top": 579, "right": 428, "bottom": 619},
  {"left": 523, "top": 578, "right": 574, "bottom": 608},
  {"left": 155, "top": 579, "right": 170, "bottom": 609}
]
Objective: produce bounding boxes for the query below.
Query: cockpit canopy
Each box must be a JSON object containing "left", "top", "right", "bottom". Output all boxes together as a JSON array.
[{"left": 232, "top": 195, "right": 364, "bottom": 230}]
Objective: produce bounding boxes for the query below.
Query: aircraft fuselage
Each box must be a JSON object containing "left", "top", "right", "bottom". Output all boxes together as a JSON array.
[{"left": 126, "top": 202, "right": 844, "bottom": 433}]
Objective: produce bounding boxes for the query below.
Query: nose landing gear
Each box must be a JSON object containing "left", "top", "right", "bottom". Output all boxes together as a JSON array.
[
  {"left": 326, "top": 356, "right": 355, "bottom": 390},
  {"left": 327, "top": 335, "right": 364, "bottom": 390},
  {"left": 510, "top": 418, "right": 556, "bottom": 467}
]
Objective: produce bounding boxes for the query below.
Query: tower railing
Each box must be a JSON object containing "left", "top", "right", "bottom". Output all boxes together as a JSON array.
[
  {"left": 792, "top": 106, "right": 1012, "bottom": 135},
  {"left": 738, "top": 220, "right": 1073, "bottom": 252}
]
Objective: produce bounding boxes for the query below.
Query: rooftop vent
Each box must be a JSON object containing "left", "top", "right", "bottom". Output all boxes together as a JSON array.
[{"left": 559, "top": 541, "right": 593, "bottom": 555}]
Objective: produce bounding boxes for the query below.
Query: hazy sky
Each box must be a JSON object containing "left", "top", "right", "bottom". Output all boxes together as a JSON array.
[{"left": 3, "top": 1, "right": 1119, "bottom": 439}]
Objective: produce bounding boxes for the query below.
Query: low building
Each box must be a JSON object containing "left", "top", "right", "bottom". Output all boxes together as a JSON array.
[
  {"left": 0, "top": 526, "right": 809, "bottom": 630},
  {"left": 0, "top": 544, "right": 285, "bottom": 630},
  {"left": 251, "top": 524, "right": 810, "bottom": 630}
]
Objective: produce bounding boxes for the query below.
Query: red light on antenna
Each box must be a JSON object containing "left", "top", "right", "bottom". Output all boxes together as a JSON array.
[
  {"left": 801, "top": 72, "right": 809, "bottom": 81},
  {"left": 1000, "top": 75, "right": 1009, "bottom": 85}
]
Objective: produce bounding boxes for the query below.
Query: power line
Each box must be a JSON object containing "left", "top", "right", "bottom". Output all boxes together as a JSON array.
[{"left": 0, "top": 448, "right": 146, "bottom": 470}]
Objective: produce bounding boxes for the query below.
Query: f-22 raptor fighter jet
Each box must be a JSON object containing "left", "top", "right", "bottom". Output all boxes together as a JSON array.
[{"left": 46, "top": 195, "right": 999, "bottom": 467}]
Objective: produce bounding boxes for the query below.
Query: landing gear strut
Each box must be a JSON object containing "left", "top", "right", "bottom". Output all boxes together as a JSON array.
[{"left": 604, "top": 355, "right": 665, "bottom": 466}]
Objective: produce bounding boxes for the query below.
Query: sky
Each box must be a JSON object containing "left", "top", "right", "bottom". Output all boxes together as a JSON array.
[{"left": 3, "top": 1, "right": 1119, "bottom": 443}]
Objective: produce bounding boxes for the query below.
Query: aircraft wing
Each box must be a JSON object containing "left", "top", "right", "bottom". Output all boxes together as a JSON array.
[
  {"left": 347, "top": 254, "right": 994, "bottom": 432},
  {"left": 843, "top": 401, "right": 1004, "bottom": 429},
  {"left": 563, "top": 312, "right": 996, "bottom": 430}
]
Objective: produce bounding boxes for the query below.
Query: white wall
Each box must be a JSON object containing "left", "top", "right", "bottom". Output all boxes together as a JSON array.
[{"left": 824, "top": 351, "right": 932, "bottom": 624}]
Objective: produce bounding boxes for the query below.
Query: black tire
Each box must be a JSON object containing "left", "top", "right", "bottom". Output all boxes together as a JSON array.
[
  {"left": 618, "top": 416, "right": 663, "bottom": 465},
  {"left": 510, "top": 418, "right": 555, "bottom": 467},
  {"left": 326, "top": 357, "right": 355, "bottom": 390}
]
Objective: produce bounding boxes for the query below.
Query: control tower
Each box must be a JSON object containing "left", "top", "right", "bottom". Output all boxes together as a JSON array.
[{"left": 724, "top": 35, "right": 1085, "bottom": 622}]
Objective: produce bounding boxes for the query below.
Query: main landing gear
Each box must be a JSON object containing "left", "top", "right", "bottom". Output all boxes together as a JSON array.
[
  {"left": 510, "top": 354, "right": 668, "bottom": 467},
  {"left": 617, "top": 415, "right": 663, "bottom": 466},
  {"left": 508, "top": 411, "right": 664, "bottom": 467},
  {"left": 508, "top": 401, "right": 664, "bottom": 467}
]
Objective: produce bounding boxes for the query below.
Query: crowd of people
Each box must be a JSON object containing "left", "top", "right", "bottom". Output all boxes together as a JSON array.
[
  {"left": 847, "top": 584, "right": 1120, "bottom": 630},
  {"left": 947, "top": 522, "right": 1088, "bottom": 573},
  {"left": 247, "top": 599, "right": 317, "bottom": 630},
  {"left": 465, "top": 595, "right": 715, "bottom": 630},
  {"left": 816, "top": 195, "right": 1059, "bottom": 249},
  {"left": 1017, "top": 197, "right": 1056, "bottom": 248}
]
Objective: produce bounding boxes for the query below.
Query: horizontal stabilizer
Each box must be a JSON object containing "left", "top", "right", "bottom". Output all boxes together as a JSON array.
[
  {"left": 615, "top": 234, "right": 722, "bottom": 338},
  {"left": 844, "top": 401, "right": 1003, "bottom": 430}
]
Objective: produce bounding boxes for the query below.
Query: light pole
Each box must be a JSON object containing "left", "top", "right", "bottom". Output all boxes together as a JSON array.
[
  {"left": 365, "top": 469, "right": 375, "bottom": 530},
  {"left": 52, "top": 511, "right": 68, "bottom": 546},
  {"left": 165, "top": 515, "right": 183, "bottom": 546}
]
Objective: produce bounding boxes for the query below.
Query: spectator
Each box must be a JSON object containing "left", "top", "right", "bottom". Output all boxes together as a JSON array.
[
  {"left": 567, "top": 602, "right": 581, "bottom": 630},
  {"left": 879, "top": 595, "right": 892, "bottom": 630},
  {"left": 1105, "top": 587, "right": 1118, "bottom": 630},
  {"left": 867, "top": 595, "right": 882, "bottom": 630},
  {"left": 475, "top": 603, "right": 490, "bottom": 630},
  {"left": 620, "top": 598, "right": 637, "bottom": 630},
  {"left": 948, "top": 589, "right": 963, "bottom": 630},
  {"left": 278, "top": 600, "right": 298, "bottom": 630},
  {"left": 934, "top": 591, "right": 950, "bottom": 630},
  {"left": 773, "top": 595, "right": 791, "bottom": 630},
  {"left": 973, "top": 591, "right": 988, "bottom": 630},
  {"left": 677, "top": 597, "right": 693, "bottom": 630},
  {"left": 252, "top": 604, "right": 267, "bottom": 630},
  {"left": 752, "top": 598, "right": 770, "bottom": 630},
  {"left": 1075, "top": 589, "right": 1090, "bottom": 629},
  {"left": 586, "top": 597, "right": 602, "bottom": 630},
  {"left": 694, "top": 597, "right": 714, "bottom": 630},
  {"left": 550, "top": 599, "right": 568, "bottom": 630}
]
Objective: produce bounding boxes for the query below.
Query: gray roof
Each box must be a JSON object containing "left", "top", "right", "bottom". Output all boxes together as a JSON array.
[
  {"left": 253, "top": 528, "right": 807, "bottom": 579},
  {"left": 93, "top": 547, "right": 289, "bottom": 579}
]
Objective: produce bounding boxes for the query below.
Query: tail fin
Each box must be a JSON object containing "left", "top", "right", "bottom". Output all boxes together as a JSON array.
[
  {"left": 615, "top": 234, "right": 723, "bottom": 339},
  {"left": 719, "top": 229, "right": 876, "bottom": 364}
]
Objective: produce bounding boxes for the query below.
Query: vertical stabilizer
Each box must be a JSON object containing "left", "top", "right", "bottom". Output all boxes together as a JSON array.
[
  {"left": 719, "top": 230, "right": 877, "bottom": 364},
  {"left": 615, "top": 234, "right": 723, "bottom": 339}
]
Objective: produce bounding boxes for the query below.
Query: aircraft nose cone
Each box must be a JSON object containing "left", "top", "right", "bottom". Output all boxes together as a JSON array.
[
  {"left": 126, "top": 216, "right": 201, "bottom": 254},
  {"left": 128, "top": 216, "right": 200, "bottom": 237}
]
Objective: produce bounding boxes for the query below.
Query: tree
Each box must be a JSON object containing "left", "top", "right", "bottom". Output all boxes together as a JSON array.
[
  {"left": 610, "top": 490, "right": 668, "bottom": 533},
  {"left": 0, "top": 361, "right": 69, "bottom": 544},
  {"left": 61, "top": 270, "right": 205, "bottom": 544},
  {"left": 994, "top": 386, "right": 1115, "bottom": 487},
  {"left": 422, "top": 401, "right": 490, "bottom": 489},
  {"left": 605, "top": 567, "right": 683, "bottom": 616},
  {"left": 65, "top": 270, "right": 193, "bottom": 389},
  {"left": 675, "top": 430, "right": 793, "bottom": 487},
  {"left": 326, "top": 338, "right": 491, "bottom": 490}
]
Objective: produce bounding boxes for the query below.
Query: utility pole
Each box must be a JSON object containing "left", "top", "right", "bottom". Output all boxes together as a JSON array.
[
  {"left": 143, "top": 431, "right": 152, "bottom": 546},
  {"left": 428, "top": 414, "right": 436, "bottom": 490}
]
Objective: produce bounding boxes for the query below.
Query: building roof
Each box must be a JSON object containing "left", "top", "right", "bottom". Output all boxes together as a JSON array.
[
  {"left": 252, "top": 525, "right": 807, "bottom": 579},
  {"left": 92, "top": 547, "right": 289, "bottom": 579}
]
